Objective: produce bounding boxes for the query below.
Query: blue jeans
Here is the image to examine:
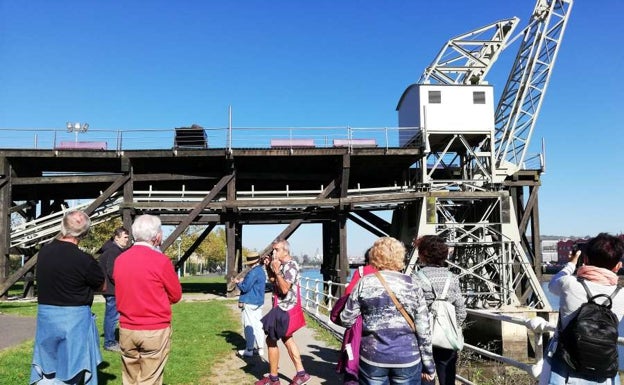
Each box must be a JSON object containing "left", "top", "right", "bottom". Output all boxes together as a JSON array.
[
  {"left": 359, "top": 360, "right": 422, "bottom": 385},
  {"left": 103, "top": 295, "right": 119, "bottom": 347}
]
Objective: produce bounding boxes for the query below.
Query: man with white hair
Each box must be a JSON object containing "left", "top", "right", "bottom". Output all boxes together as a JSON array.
[{"left": 113, "top": 214, "right": 182, "bottom": 385}]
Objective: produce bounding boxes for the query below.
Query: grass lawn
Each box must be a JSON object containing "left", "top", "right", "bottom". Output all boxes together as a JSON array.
[{"left": 0, "top": 275, "right": 248, "bottom": 385}]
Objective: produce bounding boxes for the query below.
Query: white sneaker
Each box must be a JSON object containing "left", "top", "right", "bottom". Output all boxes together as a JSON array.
[
  {"left": 238, "top": 349, "right": 254, "bottom": 357},
  {"left": 257, "top": 348, "right": 265, "bottom": 356}
]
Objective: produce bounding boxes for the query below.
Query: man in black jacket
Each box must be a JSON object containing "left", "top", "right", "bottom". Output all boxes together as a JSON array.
[{"left": 98, "top": 227, "right": 130, "bottom": 352}]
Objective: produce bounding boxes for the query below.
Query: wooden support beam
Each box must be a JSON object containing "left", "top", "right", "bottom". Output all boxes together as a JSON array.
[
  {"left": 257, "top": 179, "right": 339, "bottom": 256},
  {"left": 12, "top": 174, "right": 121, "bottom": 185},
  {"left": 122, "top": 166, "right": 134, "bottom": 234},
  {"left": 0, "top": 175, "right": 131, "bottom": 298},
  {"left": 348, "top": 212, "right": 388, "bottom": 238},
  {"left": 84, "top": 175, "right": 130, "bottom": 216},
  {"left": 340, "top": 155, "right": 350, "bottom": 198},
  {"left": 0, "top": 158, "right": 10, "bottom": 299},
  {"left": 518, "top": 185, "right": 539, "bottom": 234},
  {"left": 174, "top": 223, "right": 217, "bottom": 271},
  {"left": 161, "top": 173, "right": 234, "bottom": 251},
  {"left": 352, "top": 210, "right": 392, "bottom": 235},
  {"left": 529, "top": 186, "right": 542, "bottom": 278}
]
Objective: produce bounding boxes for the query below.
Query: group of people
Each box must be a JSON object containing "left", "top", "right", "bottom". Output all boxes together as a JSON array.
[
  {"left": 334, "top": 235, "right": 465, "bottom": 385},
  {"left": 27, "top": 208, "right": 624, "bottom": 385},
  {"left": 234, "top": 234, "right": 465, "bottom": 385},
  {"left": 332, "top": 232, "right": 624, "bottom": 385},
  {"left": 30, "top": 211, "right": 181, "bottom": 385}
]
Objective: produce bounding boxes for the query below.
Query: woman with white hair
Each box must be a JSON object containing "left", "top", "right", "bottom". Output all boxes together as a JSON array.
[{"left": 31, "top": 210, "right": 105, "bottom": 385}]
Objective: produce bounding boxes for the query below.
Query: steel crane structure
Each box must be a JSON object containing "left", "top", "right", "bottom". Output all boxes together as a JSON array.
[{"left": 399, "top": 0, "right": 573, "bottom": 310}]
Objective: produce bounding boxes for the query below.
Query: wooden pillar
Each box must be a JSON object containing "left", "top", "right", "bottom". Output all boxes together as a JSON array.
[
  {"left": 225, "top": 162, "right": 238, "bottom": 291},
  {"left": 0, "top": 158, "right": 10, "bottom": 300},
  {"left": 122, "top": 158, "right": 133, "bottom": 234},
  {"left": 530, "top": 185, "right": 542, "bottom": 278},
  {"left": 225, "top": 221, "right": 237, "bottom": 297},
  {"left": 321, "top": 216, "right": 347, "bottom": 297},
  {"left": 235, "top": 223, "right": 242, "bottom": 272},
  {"left": 337, "top": 213, "right": 348, "bottom": 293}
]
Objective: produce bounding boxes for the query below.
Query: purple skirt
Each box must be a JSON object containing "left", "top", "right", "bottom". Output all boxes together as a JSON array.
[{"left": 261, "top": 306, "right": 289, "bottom": 341}]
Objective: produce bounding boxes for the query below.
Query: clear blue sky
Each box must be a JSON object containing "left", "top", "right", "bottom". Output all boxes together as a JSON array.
[{"left": 1, "top": 1, "right": 622, "bottom": 257}]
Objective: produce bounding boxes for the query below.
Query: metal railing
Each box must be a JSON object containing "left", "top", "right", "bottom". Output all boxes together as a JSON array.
[
  {"left": 300, "top": 276, "right": 347, "bottom": 340},
  {"left": 10, "top": 196, "right": 122, "bottom": 248},
  {"left": 0, "top": 126, "right": 416, "bottom": 152}
]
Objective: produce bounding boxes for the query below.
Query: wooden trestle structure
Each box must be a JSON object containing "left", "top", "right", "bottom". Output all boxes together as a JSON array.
[
  {"left": 0, "top": 146, "right": 417, "bottom": 298},
  {"left": 0, "top": 146, "right": 544, "bottom": 303}
]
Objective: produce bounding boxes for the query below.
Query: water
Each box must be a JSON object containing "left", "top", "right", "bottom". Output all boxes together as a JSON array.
[{"left": 300, "top": 268, "right": 331, "bottom": 304}]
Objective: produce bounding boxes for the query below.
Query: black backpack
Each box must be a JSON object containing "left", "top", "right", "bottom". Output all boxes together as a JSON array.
[{"left": 556, "top": 278, "right": 621, "bottom": 379}]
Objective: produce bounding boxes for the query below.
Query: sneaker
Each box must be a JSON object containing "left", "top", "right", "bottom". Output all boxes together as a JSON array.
[
  {"left": 289, "top": 373, "right": 311, "bottom": 385},
  {"left": 255, "top": 375, "right": 280, "bottom": 385},
  {"left": 257, "top": 348, "right": 265, "bottom": 356},
  {"left": 104, "top": 343, "right": 121, "bottom": 352},
  {"left": 237, "top": 349, "right": 254, "bottom": 357}
]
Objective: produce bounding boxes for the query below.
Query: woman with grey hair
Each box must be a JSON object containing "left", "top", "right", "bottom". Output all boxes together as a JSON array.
[{"left": 31, "top": 210, "right": 105, "bottom": 385}]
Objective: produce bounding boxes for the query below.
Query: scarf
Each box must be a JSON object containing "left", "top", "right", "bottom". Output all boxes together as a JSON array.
[{"left": 576, "top": 264, "right": 619, "bottom": 286}]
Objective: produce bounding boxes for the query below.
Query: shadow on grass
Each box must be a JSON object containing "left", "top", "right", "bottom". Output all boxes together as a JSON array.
[
  {"left": 180, "top": 282, "right": 227, "bottom": 296},
  {"left": 219, "top": 330, "right": 247, "bottom": 351},
  {"left": 0, "top": 303, "right": 38, "bottom": 311},
  {"left": 98, "top": 361, "right": 118, "bottom": 385}
]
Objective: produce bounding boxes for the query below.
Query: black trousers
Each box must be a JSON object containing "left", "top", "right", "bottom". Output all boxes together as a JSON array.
[{"left": 432, "top": 346, "right": 458, "bottom": 385}]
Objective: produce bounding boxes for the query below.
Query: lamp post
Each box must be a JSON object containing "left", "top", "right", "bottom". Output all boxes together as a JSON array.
[{"left": 66, "top": 122, "right": 89, "bottom": 143}]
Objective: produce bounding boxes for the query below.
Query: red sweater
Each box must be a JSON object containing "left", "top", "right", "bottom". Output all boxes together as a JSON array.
[{"left": 113, "top": 244, "right": 182, "bottom": 330}]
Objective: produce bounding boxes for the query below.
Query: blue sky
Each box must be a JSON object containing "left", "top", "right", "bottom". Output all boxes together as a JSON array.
[{"left": 1, "top": 1, "right": 623, "bottom": 257}]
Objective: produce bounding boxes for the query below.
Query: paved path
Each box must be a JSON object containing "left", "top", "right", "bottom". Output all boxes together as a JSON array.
[
  {"left": 223, "top": 293, "right": 340, "bottom": 385},
  {"left": 0, "top": 294, "right": 341, "bottom": 385},
  {"left": 0, "top": 312, "right": 37, "bottom": 350}
]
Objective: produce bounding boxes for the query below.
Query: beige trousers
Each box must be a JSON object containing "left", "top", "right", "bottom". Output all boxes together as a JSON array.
[{"left": 119, "top": 326, "right": 172, "bottom": 385}]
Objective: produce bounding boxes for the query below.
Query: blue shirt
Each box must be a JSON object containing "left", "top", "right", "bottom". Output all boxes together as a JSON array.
[{"left": 238, "top": 264, "right": 267, "bottom": 306}]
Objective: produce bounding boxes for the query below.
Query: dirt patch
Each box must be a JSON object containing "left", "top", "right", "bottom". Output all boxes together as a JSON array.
[
  {"left": 201, "top": 354, "right": 262, "bottom": 385},
  {"left": 201, "top": 303, "right": 271, "bottom": 385}
]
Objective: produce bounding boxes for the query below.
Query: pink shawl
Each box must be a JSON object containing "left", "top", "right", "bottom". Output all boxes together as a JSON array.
[{"left": 577, "top": 265, "right": 618, "bottom": 286}]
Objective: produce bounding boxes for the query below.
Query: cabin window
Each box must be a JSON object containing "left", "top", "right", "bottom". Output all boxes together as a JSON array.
[
  {"left": 473, "top": 91, "right": 486, "bottom": 104},
  {"left": 428, "top": 91, "right": 441, "bottom": 104}
]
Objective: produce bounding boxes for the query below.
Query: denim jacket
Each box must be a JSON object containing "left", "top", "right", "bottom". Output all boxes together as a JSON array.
[{"left": 238, "top": 264, "right": 266, "bottom": 306}]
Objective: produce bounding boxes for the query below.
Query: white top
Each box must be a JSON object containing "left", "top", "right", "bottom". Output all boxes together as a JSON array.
[{"left": 548, "top": 262, "right": 624, "bottom": 329}]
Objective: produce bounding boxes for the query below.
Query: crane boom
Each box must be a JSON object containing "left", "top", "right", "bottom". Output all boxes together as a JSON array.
[
  {"left": 494, "top": 0, "right": 574, "bottom": 173},
  {"left": 419, "top": 18, "right": 519, "bottom": 86},
  {"left": 399, "top": 0, "right": 575, "bottom": 311}
]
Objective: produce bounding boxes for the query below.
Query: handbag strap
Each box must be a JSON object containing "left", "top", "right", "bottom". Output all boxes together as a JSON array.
[
  {"left": 374, "top": 271, "right": 415, "bottom": 332},
  {"left": 273, "top": 277, "right": 303, "bottom": 308}
]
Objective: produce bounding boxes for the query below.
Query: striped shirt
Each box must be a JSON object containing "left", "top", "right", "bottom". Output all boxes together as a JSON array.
[{"left": 413, "top": 265, "right": 467, "bottom": 326}]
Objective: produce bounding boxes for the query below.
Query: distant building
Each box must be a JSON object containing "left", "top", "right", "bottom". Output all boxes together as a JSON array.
[
  {"left": 557, "top": 239, "right": 575, "bottom": 264},
  {"left": 541, "top": 240, "right": 559, "bottom": 264}
]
